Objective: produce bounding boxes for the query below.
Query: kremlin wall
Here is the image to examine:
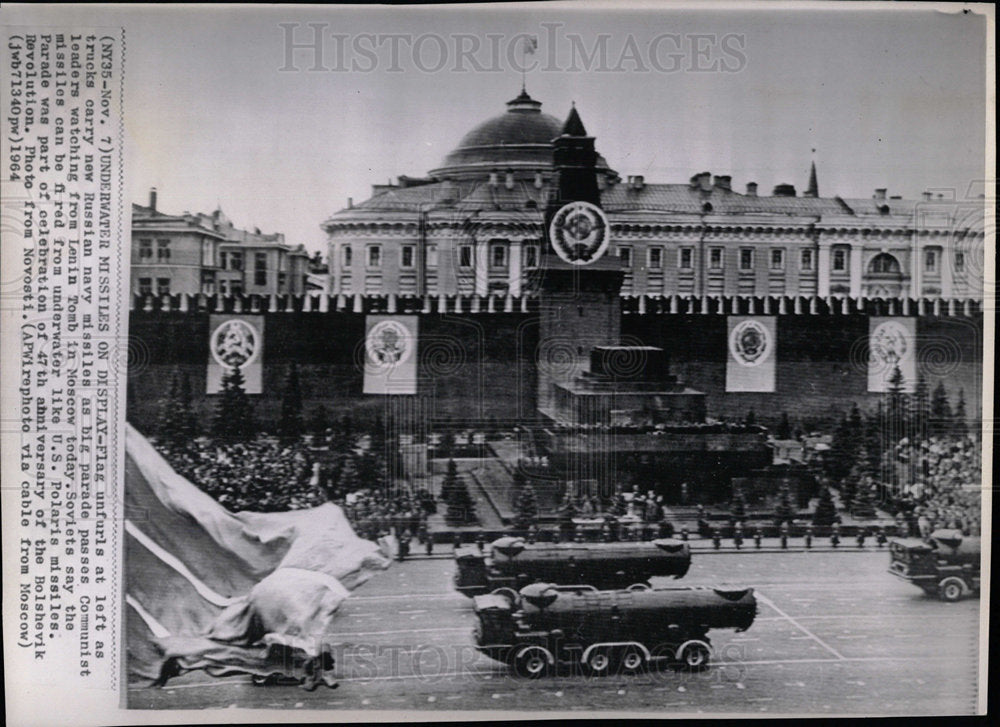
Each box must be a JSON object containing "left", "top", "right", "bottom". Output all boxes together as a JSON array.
[{"left": 125, "top": 292, "right": 983, "bottom": 433}]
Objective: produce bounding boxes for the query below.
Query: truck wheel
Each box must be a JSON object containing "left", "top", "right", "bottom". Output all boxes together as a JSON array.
[
  {"left": 620, "top": 646, "right": 645, "bottom": 673},
  {"left": 586, "top": 648, "right": 611, "bottom": 675},
  {"left": 678, "top": 641, "right": 711, "bottom": 671},
  {"left": 513, "top": 647, "right": 550, "bottom": 679},
  {"left": 939, "top": 579, "right": 964, "bottom": 602}
]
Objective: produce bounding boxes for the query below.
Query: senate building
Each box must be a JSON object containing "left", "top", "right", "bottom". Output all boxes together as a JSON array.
[{"left": 323, "top": 89, "right": 982, "bottom": 302}]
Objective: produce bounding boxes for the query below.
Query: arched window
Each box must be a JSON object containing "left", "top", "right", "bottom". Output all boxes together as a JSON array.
[{"left": 868, "top": 253, "right": 901, "bottom": 274}]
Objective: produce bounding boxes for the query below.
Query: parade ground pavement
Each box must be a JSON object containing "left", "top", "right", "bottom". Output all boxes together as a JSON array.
[{"left": 128, "top": 550, "right": 982, "bottom": 715}]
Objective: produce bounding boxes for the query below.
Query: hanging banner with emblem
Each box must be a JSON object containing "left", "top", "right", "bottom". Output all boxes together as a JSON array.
[
  {"left": 363, "top": 315, "right": 419, "bottom": 395},
  {"left": 868, "top": 317, "right": 916, "bottom": 393},
  {"left": 207, "top": 314, "right": 264, "bottom": 394},
  {"left": 726, "top": 316, "right": 776, "bottom": 392}
]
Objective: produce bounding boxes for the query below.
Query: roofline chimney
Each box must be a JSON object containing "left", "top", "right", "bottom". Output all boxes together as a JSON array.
[
  {"left": 149, "top": 187, "right": 157, "bottom": 211},
  {"left": 874, "top": 188, "right": 887, "bottom": 200},
  {"left": 746, "top": 182, "right": 758, "bottom": 197}
]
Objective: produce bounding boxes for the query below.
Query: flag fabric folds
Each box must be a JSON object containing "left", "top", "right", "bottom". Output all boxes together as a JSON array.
[
  {"left": 725, "top": 316, "right": 777, "bottom": 392},
  {"left": 124, "top": 423, "right": 391, "bottom": 688}
]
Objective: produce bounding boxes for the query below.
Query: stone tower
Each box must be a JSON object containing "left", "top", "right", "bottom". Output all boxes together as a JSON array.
[{"left": 536, "top": 105, "right": 623, "bottom": 418}]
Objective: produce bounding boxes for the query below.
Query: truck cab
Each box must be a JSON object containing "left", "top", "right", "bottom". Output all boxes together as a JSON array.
[{"left": 889, "top": 529, "right": 980, "bottom": 601}]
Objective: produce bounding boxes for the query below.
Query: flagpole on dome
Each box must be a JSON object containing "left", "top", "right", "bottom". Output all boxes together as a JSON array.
[{"left": 520, "top": 35, "right": 538, "bottom": 95}]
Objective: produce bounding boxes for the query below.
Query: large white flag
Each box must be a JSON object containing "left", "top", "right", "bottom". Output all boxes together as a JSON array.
[
  {"left": 868, "top": 317, "right": 916, "bottom": 393},
  {"left": 363, "top": 315, "right": 419, "bottom": 394},
  {"left": 726, "top": 316, "right": 776, "bottom": 392}
]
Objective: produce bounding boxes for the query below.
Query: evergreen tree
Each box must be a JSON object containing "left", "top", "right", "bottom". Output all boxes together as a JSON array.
[
  {"left": 328, "top": 411, "right": 355, "bottom": 454},
  {"left": 847, "top": 403, "right": 864, "bottom": 457},
  {"left": 440, "top": 458, "right": 460, "bottom": 504},
  {"left": 776, "top": 411, "right": 792, "bottom": 440},
  {"left": 212, "top": 367, "right": 256, "bottom": 441},
  {"left": 862, "top": 412, "right": 884, "bottom": 481},
  {"left": 886, "top": 365, "right": 908, "bottom": 442},
  {"left": 307, "top": 405, "right": 329, "bottom": 438},
  {"left": 729, "top": 487, "right": 748, "bottom": 524},
  {"left": 839, "top": 470, "right": 858, "bottom": 508},
  {"left": 930, "top": 380, "right": 952, "bottom": 437},
  {"left": 513, "top": 482, "right": 539, "bottom": 531},
  {"left": 911, "top": 374, "right": 930, "bottom": 442},
  {"left": 850, "top": 480, "right": 877, "bottom": 519},
  {"left": 437, "top": 430, "right": 456, "bottom": 459},
  {"left": 177, "top": 371, "right": 199, "bottom": 439},
  {"left": 444, "top": 468, "right": 476, "bottom": 525},
  {"left": 340, "top": 412, "right": 354, "bottom": 444},
  {"left": 278, "top": 363, "right": 304, "bottom": 443},
  {"left": 358, "top": 450, "right": 385, "bottom": 491},
  {"left": 774, "top": 486, "right": 795, "bottom": 527},
  {"left": 369, "top": 411, "right": 387, "bottom": 456},
  {"left": 826, "top": 413, "right": 853, "bottom": 482},
  {"left": 953, "top": 388, "right": 968, "bottom": 438},
  {"left": 744, "top": 409, "right": 757, "bottom": 426},
  {"left": 812, "top": 486, "right": 839, "bottom": 527},
  {"left": 157, "top": 370, "right": 182, "bottom": 443}
]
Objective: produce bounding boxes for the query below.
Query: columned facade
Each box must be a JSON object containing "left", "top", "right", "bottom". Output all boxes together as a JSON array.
[{"left": 322, "top": 92, "right": 984, "bottom": 305}]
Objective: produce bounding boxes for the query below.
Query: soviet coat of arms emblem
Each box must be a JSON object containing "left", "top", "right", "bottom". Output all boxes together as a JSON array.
[
  {"left": 210, "top": 319, "right": 260, "bottom": 369},
  {"left": 366, "top": 320, "right": 413, "bottom": 368},
  {"left": 870, "top": 320, "right": 909, "bottom": 367},
  {"left": 730, "top": 319, "right": 770, "bottom": 367},
  {"left": 549, "top": 200, "right": 610, "bottom": 265}
]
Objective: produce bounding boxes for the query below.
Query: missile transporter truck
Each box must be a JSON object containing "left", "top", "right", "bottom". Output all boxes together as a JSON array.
[
  {"left": 454, "top": 536, "right": 692, "bottom": 597},
  {"left": 889, "top": 529, "right": 981, "bottom": 601},
  {"left": 472, "top": 582, "right": 757, "bottom": 677}
]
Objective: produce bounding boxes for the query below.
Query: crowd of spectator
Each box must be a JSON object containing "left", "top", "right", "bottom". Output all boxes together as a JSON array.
[
  {"left": 883, "top": 435, "right": 981, "bottom": 537},
  {"left": 155, "top": 435, "right": 441, "bottom": 542},
  {"left": 159, "top": 436, "right": 324, "bottom": 512},
  {"left": 337, "top": 488, "right": 436, "bottom": 541}
]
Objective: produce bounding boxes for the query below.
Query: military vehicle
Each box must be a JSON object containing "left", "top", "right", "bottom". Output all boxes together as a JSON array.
[
  {"left": 454, "top": 536, "right": 691, "bottom": 597},
  {"left": 888, "top": 529, "right": 981, "bottom": 601},
  {"left": 472, "top": 582, "right": 757, "bottom": 677}
]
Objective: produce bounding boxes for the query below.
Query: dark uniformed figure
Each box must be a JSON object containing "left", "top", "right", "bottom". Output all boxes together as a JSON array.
[{"left": 397, "top": 530, "right": 411, "bottom": 561}]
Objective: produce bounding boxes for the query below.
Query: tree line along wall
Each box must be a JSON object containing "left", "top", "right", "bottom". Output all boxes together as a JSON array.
[{"left": 126, "top": 310, "right": 983, "bottom": 435}]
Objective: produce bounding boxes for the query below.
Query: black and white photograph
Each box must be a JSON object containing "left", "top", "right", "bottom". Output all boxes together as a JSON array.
[{"left": 1, "top": 1, "right": 993, "bottom": 722}]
